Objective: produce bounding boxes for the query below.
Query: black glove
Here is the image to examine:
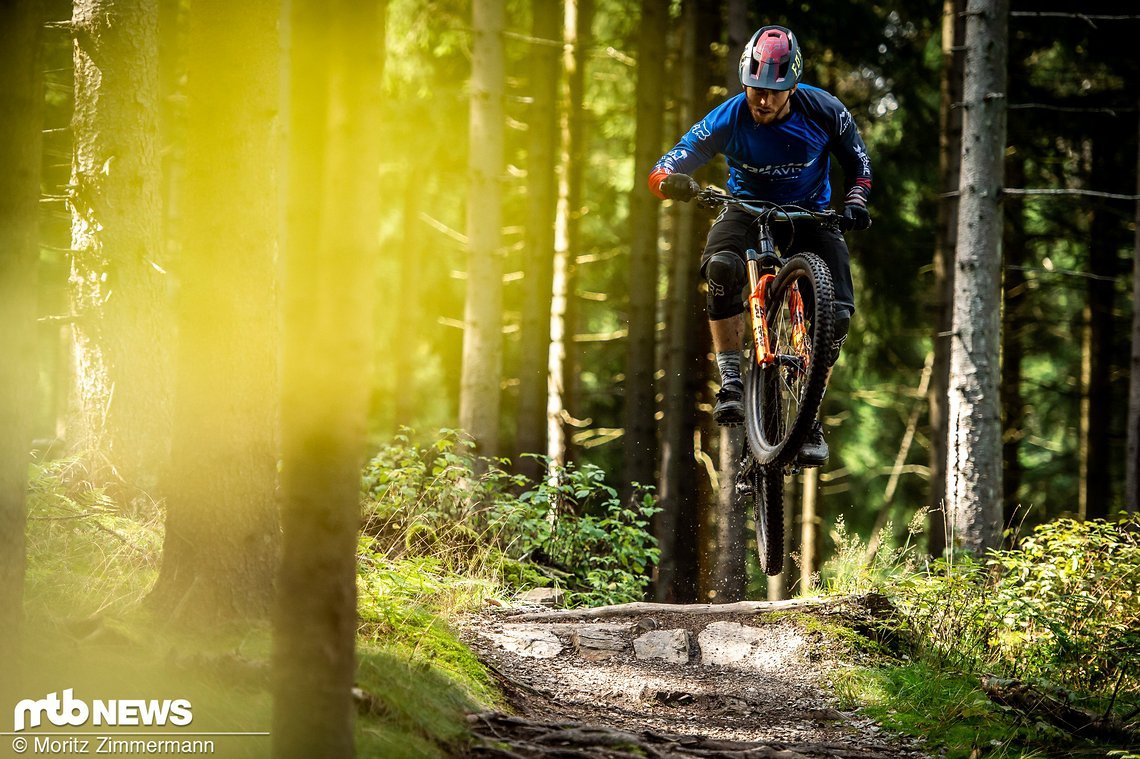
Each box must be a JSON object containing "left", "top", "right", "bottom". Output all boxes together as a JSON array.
[
  {"left": 661, "top": 173, "right": 701, "bottom": 202},
  {"left": 842, "top": 203, "right": 871, "bottom": 231}
]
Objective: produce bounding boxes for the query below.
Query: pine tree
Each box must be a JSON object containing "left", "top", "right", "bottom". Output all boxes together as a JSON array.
[
  {"left": 68, "top": 0, "right": 170, "bottom": 492},
  {"left": 149, "top": 0, "right": 281, "bottom": 623},
  {"left": 272, "top": 1, "right": 384, "bottom": 754},
  {"left": 460, "top": 0, "right": 506, "bottom": 457},
  {"left": 946, "top": 0, "right": 1008, "bottom": 553}
]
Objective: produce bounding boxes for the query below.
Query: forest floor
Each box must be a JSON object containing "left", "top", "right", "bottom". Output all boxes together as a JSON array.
[{"left": 458, "top": 593, "right": 933, "bottom": 758}]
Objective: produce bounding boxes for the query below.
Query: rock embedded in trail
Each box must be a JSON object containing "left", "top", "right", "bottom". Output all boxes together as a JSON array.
[
  {"left": 482, "top": 624, "right": 563, "bottom": 658},
  {"left": 698, "top": 620, "right": 805, "bottom": 670},
  {"left": 633, "top": 628, "right": 691, "bottom": 664}
]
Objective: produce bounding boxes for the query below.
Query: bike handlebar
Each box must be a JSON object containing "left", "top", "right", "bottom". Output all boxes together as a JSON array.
[{"left": 695, "top": 188, "right": 855, "bottom": 232}]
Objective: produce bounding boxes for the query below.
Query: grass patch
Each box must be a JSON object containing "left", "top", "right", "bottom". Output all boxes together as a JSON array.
[
  {"left": 833, "top": 661, "right": 1054, "bottom": 759},
  {"left": 355, "top": 645, "right": 480, "bottom": 758},
  {"left": 765, "top": 609, "right": 893, "bottom": 662},
  {"left": 821, "top": 511, "right": 1140, "bottom": 758}
]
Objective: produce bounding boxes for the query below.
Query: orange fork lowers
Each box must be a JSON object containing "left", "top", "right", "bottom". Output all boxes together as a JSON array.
[
  {"left": 747, "top": 257, "right": 777, "bottom": 366},
  {"left": 788, "top": 283, "right": 811, "bottom": 368}
]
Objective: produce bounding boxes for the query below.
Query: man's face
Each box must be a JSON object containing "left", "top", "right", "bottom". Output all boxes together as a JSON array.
[{"left": 745, "top": 86, "right": 794, "bottom": 125}]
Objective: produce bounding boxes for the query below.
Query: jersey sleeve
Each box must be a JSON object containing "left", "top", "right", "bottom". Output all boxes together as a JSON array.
[
  {"left": 648, "top": 101, "right": 734, "bottom": 199},
  {"left": 828, "top": 100, "right": 873, "bottom": 208}
]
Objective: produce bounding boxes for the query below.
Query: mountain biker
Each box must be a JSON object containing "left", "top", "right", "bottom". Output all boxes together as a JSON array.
[{"left": 648, "top": 24, "right": 872, "bottom": 467}]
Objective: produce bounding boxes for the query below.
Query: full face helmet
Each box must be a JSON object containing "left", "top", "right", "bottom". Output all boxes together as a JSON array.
[{"left": 739, "top": 25, "right": 803, "bottom": 91}]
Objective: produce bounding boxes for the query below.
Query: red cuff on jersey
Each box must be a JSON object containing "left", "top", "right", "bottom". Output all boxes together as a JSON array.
[
  {"left": 845, "top": 177, "right": 871, "bottom": 207},
  {"left": 648, "top": 167, "right": 671, "bottom": 200}
]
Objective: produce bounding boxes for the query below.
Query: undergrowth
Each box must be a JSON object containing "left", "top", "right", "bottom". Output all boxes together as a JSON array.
[
  {"left": 359, "top": 428, "right": 660, "bottom": 610},
  {"left": 20, "top": 428, "right": 657, "bottom": 759},
  {"left": 23, "top": 456, "right": 163, "bottom": 620},
  {"left": 823, "top": 510, "right": 1140, "bottom": 757}
]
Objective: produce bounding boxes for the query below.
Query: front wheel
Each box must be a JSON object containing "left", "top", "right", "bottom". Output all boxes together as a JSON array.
[{"left": 744, "top": 253, "right": 835, "bottom": 467}]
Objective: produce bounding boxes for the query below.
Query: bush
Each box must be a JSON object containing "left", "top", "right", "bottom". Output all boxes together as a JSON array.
[
  {"left": 359, "top": 430, "right": 661, "bottom": 609},
  {"left": 895, "top": 513, "right": 1140, "bottom": 705}
]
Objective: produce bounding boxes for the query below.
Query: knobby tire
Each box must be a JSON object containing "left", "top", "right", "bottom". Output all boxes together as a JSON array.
[
  {"left": 743, "top": 253, "right": 835, "bottom": 468},
  {"left": 752, "top": 464, "right": 784, "bottom": 576}
]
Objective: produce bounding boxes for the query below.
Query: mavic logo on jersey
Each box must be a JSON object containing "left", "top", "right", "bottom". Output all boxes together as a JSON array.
[
  {"left": 740, "top": 156, "right": 816, "bottom": 178},
  {"left": 838, "top": 108, "right": 853, "bottom": 135}
]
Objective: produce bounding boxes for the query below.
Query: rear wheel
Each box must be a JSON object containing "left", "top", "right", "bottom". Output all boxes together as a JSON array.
[
  {"left": 744, "top": 253, "right": 834, "bottom": 467},
  {"left": 752, "top": 464, "right": 784, "bottom": 576}
]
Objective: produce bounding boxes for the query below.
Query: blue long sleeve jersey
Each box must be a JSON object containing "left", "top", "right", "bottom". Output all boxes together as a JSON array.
[{"left": 649, "top": 84, "right": 872, "bottom": 210}]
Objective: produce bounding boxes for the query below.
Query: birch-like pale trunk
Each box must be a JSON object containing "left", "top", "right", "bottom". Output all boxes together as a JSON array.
[
  {"left": 946, "top": 0, "right": 1008, "bottom": 554},
  {"left": 929, "top": 0, "right": 965, "bottom": 558},
  {"left": 460, "top": 0, "right": 506, "bottom": 457}
]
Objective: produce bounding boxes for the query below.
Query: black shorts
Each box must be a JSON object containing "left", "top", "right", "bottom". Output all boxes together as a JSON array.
[{"left": 699, "top": 205, "right": 856, "bottom": 321}]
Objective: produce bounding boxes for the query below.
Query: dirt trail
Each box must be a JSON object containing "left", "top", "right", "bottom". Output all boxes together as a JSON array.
[{"left": 460, "top": 595, "right": 931, "bottom": 758}]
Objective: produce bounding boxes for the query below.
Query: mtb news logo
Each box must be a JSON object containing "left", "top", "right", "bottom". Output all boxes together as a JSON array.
[{"left": 13, "top": 690, "right": 193, "bottom": 732}]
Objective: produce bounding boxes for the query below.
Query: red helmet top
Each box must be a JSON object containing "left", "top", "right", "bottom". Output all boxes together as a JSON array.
[{"left": 739, "top": 25, "right": 803, "bottom": 91}]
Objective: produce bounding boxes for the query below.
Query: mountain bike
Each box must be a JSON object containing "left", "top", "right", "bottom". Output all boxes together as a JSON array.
[{"left": 696, "top": 189, "right": 851, "bottom": 576}]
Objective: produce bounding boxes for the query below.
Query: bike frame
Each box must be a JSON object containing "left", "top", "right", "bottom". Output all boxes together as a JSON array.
[
  {"left": 745, "top": 232, "right": 812, "bottom": 372},
  {"left": 700, "top": 189, "right": 841, "bottom": 374}
]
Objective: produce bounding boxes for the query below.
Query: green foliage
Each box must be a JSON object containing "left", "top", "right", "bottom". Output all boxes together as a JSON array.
[
  {"left": 490, "top": 455, "right": 661, "bottom": 606},
  {"left": 360, "top": 429, "right": 661, "bottom": 608},
  {"left": 822, "top": 509, "right": 927, "bottom": 596},
  {"left": 898, "top": 514, "right": 1140, "bottom": 699},
  {"left": 833, "top": 662, "right": 1053, "bottom": 759},
  {"left": 822, "top": 512, "right": 1140, "bottom": 754},
  {"left": 355, "top": 645, "right": 479, "bottom": 759},
  {"left": 23, "top": 457, "right": 163, "bottom": 619}
]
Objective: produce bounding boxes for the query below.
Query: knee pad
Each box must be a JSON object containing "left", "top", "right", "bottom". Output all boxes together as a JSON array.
[
  {"left": 829, "top": 309, "right": 851, "bottom": 366},
  {"left": 705, "top": 251, "right": 746, "bottom": 321}
]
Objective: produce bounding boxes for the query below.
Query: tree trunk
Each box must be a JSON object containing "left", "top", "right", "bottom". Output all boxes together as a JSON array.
[
  {"left": 0, "top": 0, "right": 43, "bottom": 692},
  {"left": 460, "top": 0, "right": 506, "bottom": 458},
  {"left": 1001, "top": 155, "right": 1026, "bottom": 529},
  {"left": 516, "top": 0, "right": 562, "bottom": 478},
  {"left": 69, "top": 0, "right": 170, "bottom": 493},
  {"left": 657, "top": 0, "right": 710, "bottom": 603},
  {"left": 725, "top": 0, "right": 749, "bottom": 90},
  {"left": 548, "top": 0, "right": 592, "bottom": 467},
  {"left": 1080, "top": 134, "right": 1121, "bottom": 520},
  {"left": 1127, "top": 100, "right": 1140, "bottom": 514},
  {"left": 710, "top": 0, "right": 750, "bottom": 600},
  {"left": 946, "top": 0, "right": 1008, "bottom": 555},
  {"left": 393, "top": 186, "right": 419, "bottom": 429},
  {"left": 800, "top": 469, "right": 819, "bottom": 593},
  {"left": 712, "top": 427, "right": 745, "bottom": 600},
  {"left": 622, "top": 0, "right": 667, "bottom": 494},
  {"left": 929, "top": 0, "right": 965, "bottom": 558},
  {"left": 272, "top": 2, "right": 384, "bottom": 755},
  {"left": 150, "top": 0, "right": 280, "bottom": 624}
]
